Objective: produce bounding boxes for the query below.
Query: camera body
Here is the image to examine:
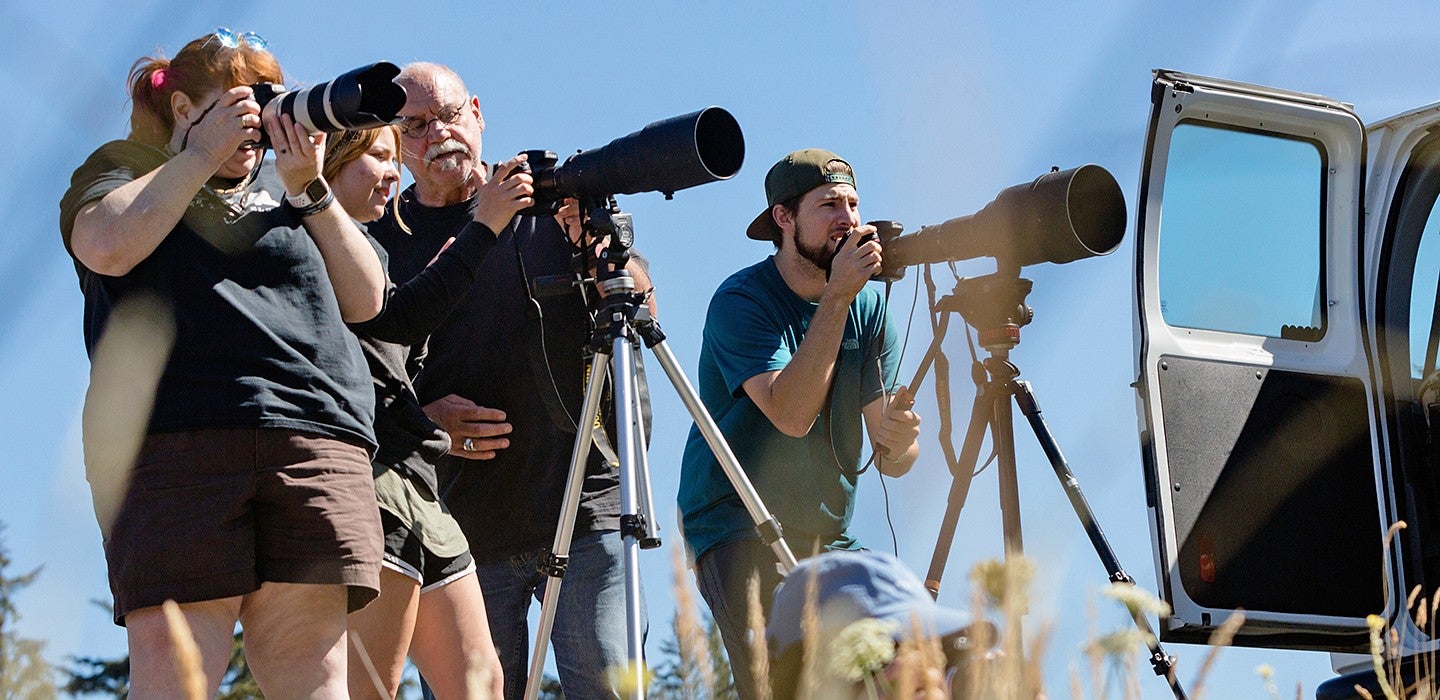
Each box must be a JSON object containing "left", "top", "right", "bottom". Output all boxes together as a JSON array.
[
  {"left": 514, "top": 149, "right": 564, "bottom": 217},
  {"left": 825, "top": 220, "right": 907, "bottom": 283}
]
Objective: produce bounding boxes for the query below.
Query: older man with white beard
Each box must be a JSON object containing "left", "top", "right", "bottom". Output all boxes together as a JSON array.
[{"left": 366, "top": 62, "right": 645, "bottom": 699}]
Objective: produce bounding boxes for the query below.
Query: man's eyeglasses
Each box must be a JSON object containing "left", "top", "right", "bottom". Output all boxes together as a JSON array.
[
  {"left": 398, "top": 101, "right": 468, "bottom": 138},
  {"left": 208, "top": 27, "right": 268, "bottom": 51}
]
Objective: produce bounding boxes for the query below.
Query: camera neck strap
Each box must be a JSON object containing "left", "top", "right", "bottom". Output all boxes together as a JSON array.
[{"left": 510, "top": 215, "right": 650, "bottom": 467}]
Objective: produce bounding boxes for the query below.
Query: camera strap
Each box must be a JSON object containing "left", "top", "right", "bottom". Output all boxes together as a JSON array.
[
  {"left": 513, "top": 217, "right": 582, "bottom": 435},
  {"left": 511, "top": 216, "right": 652, "bottom": 467},
  {"left": 922, "top": 264, "right": 968, "bottom": 478}
]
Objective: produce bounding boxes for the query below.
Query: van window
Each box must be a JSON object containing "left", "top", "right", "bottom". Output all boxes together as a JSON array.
[
  {"left": 1159, "top": 122, "right": 1326, "bottom": 339},
  {"left": 1409, "top": 207, "right": 1440, "bottom": 379}
]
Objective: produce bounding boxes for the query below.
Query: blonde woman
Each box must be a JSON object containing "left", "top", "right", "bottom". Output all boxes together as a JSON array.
[{"left": 324, "top": 125, "right": 532, "bottom": 698}]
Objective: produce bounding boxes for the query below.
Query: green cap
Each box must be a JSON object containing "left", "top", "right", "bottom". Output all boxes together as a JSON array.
[{"left": 746, "top": 148, "right": 856, "bottom": 241}]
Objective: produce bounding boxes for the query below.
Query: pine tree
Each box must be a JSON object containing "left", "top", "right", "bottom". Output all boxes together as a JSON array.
[
  {"left": 649, "top": 612, "right": 737, "bottom": 699},
  {"left": 63, "top": 600, "right": 263, "bottom": 698},
  {"left": 0, "top": 523, "right": 58, "bottom": 698}
]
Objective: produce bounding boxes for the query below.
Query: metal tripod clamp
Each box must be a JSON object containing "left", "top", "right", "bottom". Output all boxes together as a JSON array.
[
  {"left": 756, "top": 518, "right": 784, "bottom": 546},
  {"left": 539, "top": 552, "right": 569, "bottom": 578}
]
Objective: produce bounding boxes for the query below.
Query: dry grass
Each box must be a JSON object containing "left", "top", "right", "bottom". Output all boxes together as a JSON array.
[
  {"left": 464, "top": 649, "right": 495, "bottom": 700},
  {"left": 83, "top": 293, "right": 174, "bottom": 534},
  {"left": 671, "top": 544, "right": 717, "bottom": 697},
  {"left": 160, "top": 600, "right": 207, "bottom": 700},
  {"left": 746, "top": 573, "right": 772, "bottom": 700},
  {"left": 348, "top": 632, "right": 390, "bottom": 698},
  {"left": 658, "top": 551, "right": 1278, "bottom": 699}
]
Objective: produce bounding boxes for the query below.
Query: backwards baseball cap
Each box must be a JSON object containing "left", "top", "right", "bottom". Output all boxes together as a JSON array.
[
  {"left": 766, "top": 550, "right": 988, "bottom": 657},
  {"left": 746, "top": 148, "right": 857, "bottom": 241}
]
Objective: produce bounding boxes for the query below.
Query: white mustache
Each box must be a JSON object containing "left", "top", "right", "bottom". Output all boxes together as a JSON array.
[{"left": 424, "top": 139, "right": 470, "bottom": 166}]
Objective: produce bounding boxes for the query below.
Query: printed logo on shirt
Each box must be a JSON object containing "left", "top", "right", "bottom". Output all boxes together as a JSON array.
[{"left": 841, "top": 338, "right": 860, "bottom": 350}]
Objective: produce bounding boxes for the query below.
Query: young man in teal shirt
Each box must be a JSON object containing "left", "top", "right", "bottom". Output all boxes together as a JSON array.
[{"left": 678, "top": 148, "right": 923, "bottom": 697}]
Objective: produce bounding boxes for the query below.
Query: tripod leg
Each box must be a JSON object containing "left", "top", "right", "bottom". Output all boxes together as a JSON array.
[
  {"left": 647, "top": 338, "right": 800, "bottom": 573},
  {"left": 523, "top": 352, "right": 610, "bottom": 700},
  {"left": 990, "top": 360, "right": 1025, "bottom": 559},
  {"left": 630, "top": 342, "right": 661, "bottom": 548},
  {"left": 1012, "top": 379, "right": 1187, "bottom": 699},
  {"left": 924, "top": 383, "right": 997, "bottom": 598},
  {"left": 610, "top": 336, "right": 647, "bottom": 700}
]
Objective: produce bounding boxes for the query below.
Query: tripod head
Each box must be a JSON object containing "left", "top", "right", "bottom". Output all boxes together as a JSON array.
[
  {"left": 574, "top": 197, "right": 660, "bottom": 353},
  {"left": 933, "top": 267, "right": 1034, "bottom": 353}
]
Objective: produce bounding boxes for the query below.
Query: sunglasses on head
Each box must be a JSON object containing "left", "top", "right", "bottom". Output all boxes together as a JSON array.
[{"left": 207, "top": 27, "right": 267, "bottom": 51}]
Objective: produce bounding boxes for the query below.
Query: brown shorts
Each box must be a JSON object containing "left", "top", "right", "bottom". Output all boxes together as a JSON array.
[{"left": 95, "top": 427, "right": 381, "bottom": 625}]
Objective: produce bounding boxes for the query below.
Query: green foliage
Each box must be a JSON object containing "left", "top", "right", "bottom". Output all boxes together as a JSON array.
[
  {"left": 649, "top": 612, "right": 736, "bottom": 699},
  {"left": 63, "top": 600, "right": 263, "bottom": 698},
  {"left": 63, "top": 601, "right": 128, "bottom": 696},
  {"left": 0, "top": 523, "right": 58, "bottom": 698},
  {"left": 215, "top": 631, "right": 260, "bottom": 699},
  {"left": 538, "top": 673, "right": 565, "bottom": 699}
]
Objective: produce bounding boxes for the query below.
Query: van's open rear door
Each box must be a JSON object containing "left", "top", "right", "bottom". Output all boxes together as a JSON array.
[{"left": 1134, "top": 70, "right": 1393, "bottom": 649}]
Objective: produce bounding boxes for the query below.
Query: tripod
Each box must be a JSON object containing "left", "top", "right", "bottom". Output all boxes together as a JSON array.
[
  {"left": 909, "top": 266, "right": 1188, "bottom": 700},
  {"left": 522, "top": 200, "right": 800, "bottom": 700}
]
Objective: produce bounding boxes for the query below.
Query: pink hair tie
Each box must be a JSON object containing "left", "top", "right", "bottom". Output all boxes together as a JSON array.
[{"left": 150, "top": 68, "right": 167, "bottom": 89}]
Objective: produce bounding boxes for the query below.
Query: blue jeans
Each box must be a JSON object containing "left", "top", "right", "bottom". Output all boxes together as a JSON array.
[{"left": 477, "top": 530, "right": 643, "bottom": 700}]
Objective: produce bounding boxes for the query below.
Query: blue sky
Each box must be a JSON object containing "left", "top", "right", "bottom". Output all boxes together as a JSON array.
[{"left": 6, "top": 1, "right": 1440, "bottom": 696}]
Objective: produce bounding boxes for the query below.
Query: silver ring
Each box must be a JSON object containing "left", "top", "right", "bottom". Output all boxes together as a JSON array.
[{"left": 462, "top": 437, "right": 476, "bottom": 452}]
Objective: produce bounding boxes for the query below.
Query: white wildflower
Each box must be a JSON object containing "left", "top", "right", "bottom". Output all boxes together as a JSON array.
[
  {"left": 1100, "top": 582, "right": 1172, "bottom": 617},
  {"left": 829, "top": 618, "right": 899, "bottom": 683}
]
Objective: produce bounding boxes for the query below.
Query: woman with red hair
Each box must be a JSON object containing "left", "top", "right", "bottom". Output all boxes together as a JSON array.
[{"left": 59, "top": 29, "right": 387, "bottom": 697}]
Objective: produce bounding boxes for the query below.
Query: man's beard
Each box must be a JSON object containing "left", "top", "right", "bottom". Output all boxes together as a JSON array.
[{"left": 793, "top": 217, "right": 836, "bottom": 274}]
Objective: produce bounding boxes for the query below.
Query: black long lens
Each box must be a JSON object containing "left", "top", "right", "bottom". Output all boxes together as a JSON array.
[
  {"left": 535, "top": 106, "right": 745, "bottom": 201},
  {"left": 883, "top": 164, "right": 1126, "bottom": 270},
  {"left": 262, "top": 62, "right": 406, "bottom": 134}
]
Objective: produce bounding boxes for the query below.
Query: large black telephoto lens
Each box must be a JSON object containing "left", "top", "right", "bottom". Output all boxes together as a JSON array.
[
  {"left": 883, "top": 164, "right": 1126, "bottom": 273},
  {"left": 523, "top": 106, "right": 744, "bottom": 212},
  {"left": 252, "top": 62, "right": 407, "bottom": 142}
]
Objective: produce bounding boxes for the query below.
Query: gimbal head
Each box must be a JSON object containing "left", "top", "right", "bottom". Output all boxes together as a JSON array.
[{"left": 933, "top": 271, "right": 1034, "bottom": 352}]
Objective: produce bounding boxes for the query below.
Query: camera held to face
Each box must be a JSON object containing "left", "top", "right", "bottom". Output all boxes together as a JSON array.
[
  {"left": 826, "top": 220, "right": 906, "bottom": 283},
  {"left": 249, "top": 62, "right": 407, "bottom": 149}
]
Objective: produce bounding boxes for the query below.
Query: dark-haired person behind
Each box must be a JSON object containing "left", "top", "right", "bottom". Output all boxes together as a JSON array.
[
  {"left": 320, "top": 124, "right": 534, "bottom": 699},
  {"left": 58, "top": 29, "right": 387, "bottom": 697}
]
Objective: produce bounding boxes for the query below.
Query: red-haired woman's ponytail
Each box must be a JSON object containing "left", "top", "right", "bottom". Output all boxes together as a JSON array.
[{"left": 127, "top": 56, "right": 174, "bottom": 148}]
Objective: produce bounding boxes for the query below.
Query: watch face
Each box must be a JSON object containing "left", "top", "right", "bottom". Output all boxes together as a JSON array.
[{"left": 305, "top": 178, "right": 329, "bottom": 202}]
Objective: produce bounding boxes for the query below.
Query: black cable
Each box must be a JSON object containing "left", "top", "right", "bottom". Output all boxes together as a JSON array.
[
  {"left": 179, "top": 98, "right": 222, "bottom": 152},
  {"left": 877, "top": 452, "right": 898, "bottom": 555},
  {"left": 517, "top": 217, "right": 582, "bottom": 432},
  {"left": 870, "top": 272, "right": 921, "bottom": 556}
]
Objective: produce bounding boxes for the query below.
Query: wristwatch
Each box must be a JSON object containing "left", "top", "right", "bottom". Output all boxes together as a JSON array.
[{"left": 285, "top": 177, "right": 331, "bottom": 209}]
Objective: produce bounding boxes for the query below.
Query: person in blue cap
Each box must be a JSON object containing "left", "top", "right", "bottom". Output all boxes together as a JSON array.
[{"left": 766, "top": 550, "right": 991, "bottom": 699}]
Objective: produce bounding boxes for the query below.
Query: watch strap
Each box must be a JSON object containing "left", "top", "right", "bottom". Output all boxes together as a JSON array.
[{"left": 285, "top": 177, "right": 331, "bottom": 209}]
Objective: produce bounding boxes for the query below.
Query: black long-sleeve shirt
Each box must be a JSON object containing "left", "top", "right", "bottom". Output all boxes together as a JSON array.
[
  {"left": 368, "top": 187, "right": 621, "bottom": 562},
  {"left": 349, "top": 221, "right": 498, "bottom": 495}
]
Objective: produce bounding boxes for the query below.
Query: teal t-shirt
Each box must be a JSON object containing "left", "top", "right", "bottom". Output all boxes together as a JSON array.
[{"left": 678, "top": 256, "right": 899, "bottom": 561}]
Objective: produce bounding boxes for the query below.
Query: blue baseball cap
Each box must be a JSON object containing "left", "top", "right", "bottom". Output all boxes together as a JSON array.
[{"left": 766, "top": 550, "right": 985, "bottom": 656}]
